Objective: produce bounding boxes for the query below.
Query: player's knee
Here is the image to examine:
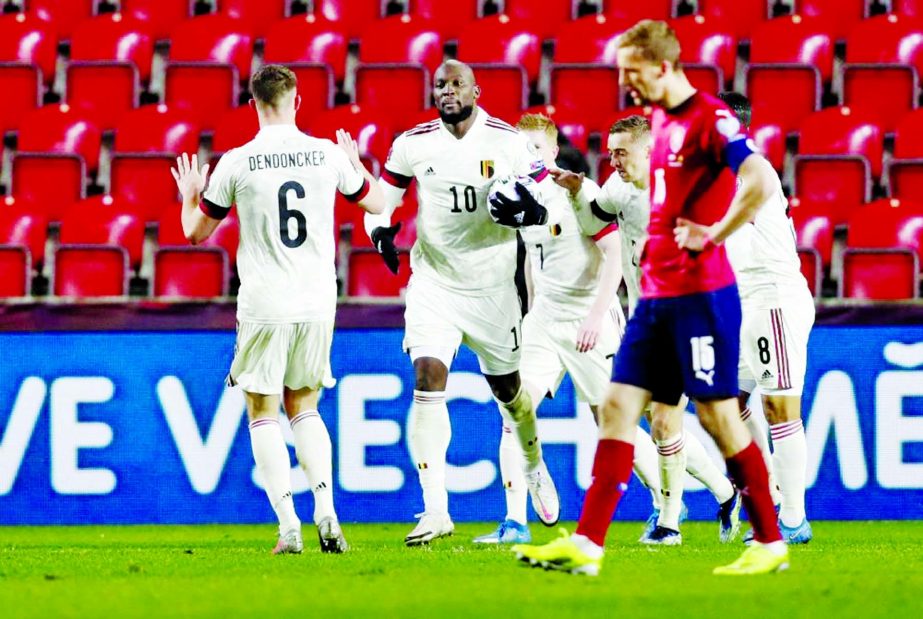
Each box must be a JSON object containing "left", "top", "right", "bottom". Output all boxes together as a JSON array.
[
  {"left": 762, "top": 394, "right": 801, "bottom": 425},
  {"left": 486, "top": 372, "right": 521, "bottom": 404},
  {"left": 650, "top": 412, "right": 672, "bottom": 440},
  {"left": 413, "top": 357, "right": 448, "bottom": 391}
]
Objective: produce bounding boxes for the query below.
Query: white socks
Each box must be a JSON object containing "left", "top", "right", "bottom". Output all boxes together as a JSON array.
[
  {"left": 408, "top": 390, "right": 451, "bottom": 515},
  {"left": 770, "top": 419, "right": 808, "bottom": 527},
  {"left": 632, "top": 427, "right": 662, "bottom": 511},
  {"left": 655, "top": 433, "right": 687, "bottom": 530},
  {"left": 496, "top": 387, "right": 542, "bottom": 471},
  {"left": 742, "top": 404, "right": 784, "bottom": 506},
  {"left": 290, "top": 410, "right": 336, "bottom": 524},
  {"left": 249, "top": 417, "right": 300, "bottom": 532},
  {"left": 499, "top": 425, "right": 528, "bottom": 524},
  {"left": 684, "top": 430, "right": 734, "bottom": 504}
]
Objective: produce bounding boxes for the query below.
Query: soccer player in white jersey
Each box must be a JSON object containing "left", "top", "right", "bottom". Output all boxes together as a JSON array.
[
  {"left": 364, "top": 60, "right": 562, "bottom": 546},
  {"left": 171, "top": 65, "right": 385, "bottom": 554},
  {"left": 719, "top": 92, "right": 815, "bottom": 545},
  {"left": 555, "top": 116, "right": 742, "bottom": 545}
]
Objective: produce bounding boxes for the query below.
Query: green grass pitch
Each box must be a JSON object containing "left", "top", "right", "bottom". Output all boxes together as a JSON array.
[{"left": 2, "top": 522, "right": 921, "bottom": 618}]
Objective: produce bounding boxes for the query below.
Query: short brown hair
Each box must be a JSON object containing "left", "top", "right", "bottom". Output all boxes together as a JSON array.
[
  {"left": 250, "top": 64, "right": 297, "bottom": 108},
  {"left": 609, "top": 115, "right": 651, "bottom": 141},
  {"left": 617, "top": 20, "right": 681, "bottom": 65},
  {"left": 516, "top": 113, "right": 558, "bottom": 142}
]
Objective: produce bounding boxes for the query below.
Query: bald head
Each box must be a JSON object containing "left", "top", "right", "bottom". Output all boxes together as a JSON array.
[{"left": 434, "top": 60, "right": 480, "bottom": 125}]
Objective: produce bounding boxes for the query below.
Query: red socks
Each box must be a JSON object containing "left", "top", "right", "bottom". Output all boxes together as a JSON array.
[
  {"left": 726, "top": 441, "right": 783, "bottom": 544},
  {"left": 575, "top": 439, "right": 634, "bottom": 547}
]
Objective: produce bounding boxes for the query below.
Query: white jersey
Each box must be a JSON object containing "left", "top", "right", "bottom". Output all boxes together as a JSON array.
[
  {"left": 381, "top": 107, "right": 552, "bottom": 294},
  {"left": 573, "top": 174, "right": 650, "bottom": 314},
  {"left": 204, "top": 124, "right": 366, "bottom": 323},
  {"left": 521, "top": 182, "right": 620, "bottom": 321},
  {"left": 725, "top": 176, "right": 808, "bottom": 305}
]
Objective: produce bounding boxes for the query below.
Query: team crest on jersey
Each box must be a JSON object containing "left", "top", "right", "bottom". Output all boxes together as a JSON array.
[
  {"left": 669, "top": 127, "right": 686, "bottom": 154},
  {"left": 480, "top": 160, "right": 495, "bottom": 178}
]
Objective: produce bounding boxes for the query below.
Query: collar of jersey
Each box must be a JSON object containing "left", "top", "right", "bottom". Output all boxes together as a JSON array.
[
  {"left": 256, "top": 123, "right": 301, "bottom": 136},
  {"left": 439, "top": 106, "right": 487, "bottom": 140}
]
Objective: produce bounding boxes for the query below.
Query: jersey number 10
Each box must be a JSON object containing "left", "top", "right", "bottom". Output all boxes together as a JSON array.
[
  {"left": 278, "top": 180, "right": 307, "bottom": 248},
  {"left": 449, "top": 185, "right": 477, "bottom": 213}
]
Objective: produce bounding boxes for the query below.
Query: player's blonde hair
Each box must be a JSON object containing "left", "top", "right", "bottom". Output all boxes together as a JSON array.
[
  {"left": 250, "top": 64, "right": 297, "bottom": 109},
  {"left": 617, "top": 19, "right": 681, "bottom": 66},
  {"left": 609, "top": 115, "right": 651, "bottom": 142},
  {"left": 516, "top": 113, "right": 559, "bottom": 142}
]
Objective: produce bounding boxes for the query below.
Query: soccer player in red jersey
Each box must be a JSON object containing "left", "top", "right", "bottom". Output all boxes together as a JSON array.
[{"left": 513, "top": 20, "right": 788, "bottom": 576}]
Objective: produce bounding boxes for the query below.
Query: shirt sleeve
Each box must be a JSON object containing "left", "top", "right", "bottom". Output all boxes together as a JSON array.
[
  {"left": 381, "top": 133, "right": 414, "bottom": 189},
  {"left": 705, "top": 106, "right": 758, "bottom": 174},
  {"left": 570, "top": 178, "right": 610, "bottom": 237},
  {"left": 201, "top": 149, "right": 236, "bottom": 220},
  {"left": 329, "top": 144, "right": 369, "bottom": 203}
]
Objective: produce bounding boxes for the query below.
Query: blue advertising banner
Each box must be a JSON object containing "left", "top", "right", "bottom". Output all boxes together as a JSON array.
[{"left": 1, "top": 326, "right": 922, "bottom": 524}]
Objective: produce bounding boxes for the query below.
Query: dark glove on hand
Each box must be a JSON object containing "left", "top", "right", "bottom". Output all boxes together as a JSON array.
[
  {"left": 488, "top": 182, "right": 548, "bottom": 228},
  {"left": 371, "top": 223, "right": 402, "bottom": 274}
]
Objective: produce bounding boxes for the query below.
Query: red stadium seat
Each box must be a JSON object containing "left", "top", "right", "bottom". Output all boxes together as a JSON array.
[
  {"left": 0, "top": 245, "right": 30, "bottom": 298},
  {"left": 606, "top": 1, "right": 674, "bottom": 22},
  {"left": 59, "top": 197, "right": 146, "bottom": 269},
  {"left": 793, "top": 0, "right": 866, "bottom": 40},
  {"left": 355, "top": 64, "right": 431, "bottom": 116},
  {"left": 846, "top": 15, "right": 923, "bottom": 83},
  {"left": 358, "top": 16, "right": 444, "bottom": 75},
  {"left": 165, "top": 64, "right": 239, "bottom": 131},
  {"left": 407, "top": 0, "right": 480, "bottom": 39},
  {"left": 0, "top": 14, "right": 57, "bottom": 87},
  {"left": 793, "top": 157, "right": 870, "bottom": 223},
  {"left": 217, "top": 0, "right": 288, "bottom": 38},
  {"left": 348, "top": 249, "right": 410, "bottom": 297},
  {"left": 314, "top": 0, "right": 382, "bottom": 39},
  {"left": 263, "top": 16, "right": 349, "bottom": 83},
  {"left": 0, "top": 201, "right": 47, "bottom": 266},
  {"left": 158, "top": 205, "right": 240, "bottom": 268},
  {"left": 798, "top": 106, "right": 885, "bottom": 178},
  {"left": 114, "top": 105, "right": 200, "bottom": 154},
  {"left": 888, "top": 160, "right": 923, "bottom": 202},
  {"left": 746, "top": 64, "right": 820, "bottom": 133},
  {"left": 468, "top": 63, "right": 528, "bottom": 123},
  {"left": 17, "top": 104, "right": 102, "bottom": 173},
  {"left": 670, "top": 16, "right": 737, "bottom": 88},
  {"left": 70, "top": 14, "right": 155, "bottom": 83},
  {"left": 212, "top": 105, "right": 260, "bottom": 155},
  {"left": 682, "top": 63, "right": 723, "bottom": 95},
  {"left": 66, "top": 62, "right": 138, "bottom": 128},
  {"left": 53, "top": 244, "right": 129, "bottom": 297},
  {"left": 749, "top": 117, "right": 785, "bottom": 172},
  {"left": 893, "top": 108, "right": 923, "bottom": 158},
  {"left": 841, "top": 249, "right": 919, "bottom": 299},
  {"left": 168, "top": 15, "right": 254, "bottom": 83},
  {"left": 894, "top": 0, "right": 923, "bottom": 18},
  {"left": 121, "top": 0, "right": 192, "bottom": 41},
  {"left": 109, "top": 156, "right": 179, "bottom": 221},
  {"left": 842, "top": 64, "right": 918, "bottom": 132},
  {"left": 11, "top": 154, "right": 85, "bottom": 217},
  {"left": 789, "top": 197, "right": 836, "bottom": 267},
  {"left": 0, "top": 63, "right": 41, "bottom": 134},
  {"left": 554, "top": 15, "right": 631, "bottom": 65},
  {"left": 282, "top": 63, "right": 335, "bottom": 128},
  {"left": 502, "top": 0, "right": 574, "bottom": 39},
  {"left": 27, "top": 0, "right": 96, "bottom": 39},
  {"left": 750, "top": 16, "right": 835, "bottom": 84},
  {"left": 549, "top": 65, "right": 620, "bottom": 129},
  {"left": 797, "top": 247, "right": 822, "bottom": 298},
  {"left": 456, "top": 16, "right": 543, "bottom": 83},
  {"left": 847, "top": 198, "right": 923, "bottom": 267},
  {"left": 526, "top": 104, "right": 591, "bottom": 153},
  {"left": 154, "top": 247, "right": 229, "bottom": 298},
  {"left": 697, "top": 0, "right": 771, "bottom": 40},
  {"left": 306, "top": 105, "right": 395, "bottom": 166}
]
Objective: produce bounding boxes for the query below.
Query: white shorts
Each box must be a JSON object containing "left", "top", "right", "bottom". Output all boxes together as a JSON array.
[
  {"left": 738, "top": 288, "right": 815, "bottom": 396},
  {"left": 229, "top": 321, "right": 334, "bottom": 395},
  {"left": 520, "top": 305, "right": 624, "bottom": 405},
  {"left": 403, "top": 275, "right": 522, "bottom": 375}
]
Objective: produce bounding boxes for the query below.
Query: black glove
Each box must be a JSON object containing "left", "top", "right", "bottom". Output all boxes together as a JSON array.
[
  {"left": 488, "top": 182, "right": 548, "bottom": 228},
  {"left": 370, "top": 223, "right": 402, "bottom": 274}
]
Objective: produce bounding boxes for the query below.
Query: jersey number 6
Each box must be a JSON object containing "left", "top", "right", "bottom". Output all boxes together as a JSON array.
[{"left": 278, "top": 180, "right": 307, "bottom": 248}]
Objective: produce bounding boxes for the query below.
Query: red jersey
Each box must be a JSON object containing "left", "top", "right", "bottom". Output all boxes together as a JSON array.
[{"left": 643, "top": 91, "right": 754, "bottom": 298}]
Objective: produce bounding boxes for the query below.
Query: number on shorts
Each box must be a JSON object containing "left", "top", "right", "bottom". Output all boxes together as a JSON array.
[
  {"left": 511, "top": 325, "right": 520, "bottom": 352},
  {"left": 536, "top": 243, "right": 544, "bottom": 269},
  {"left": 758, "top": 336, "right": 771, "bottom": 364},
  {"left": 690, "top": 336, "right": 715, "bottom": 385},
  {"left": 652, "top": 168, "right": 667, "bottom": 207},
  {"left": 278, "top": 180, "right": 307, "bottom": 248},
  {"left": 449, "top": 185, "right": 477, "bottom": 213}
]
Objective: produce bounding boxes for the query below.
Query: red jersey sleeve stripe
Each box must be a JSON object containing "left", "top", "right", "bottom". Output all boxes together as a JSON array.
[
  {"left": 529, "top": 167, "right": 549, "bottom": 183},
  {"left": 591, "top": 222, "right": 619, "bottom": 241},
  {"left": 382, "top": 166, "right": 412, "bottom": 188},
  {"left": 342, "top": 178, "right": 370, "bottom": 203},
  {"left": 199, "top": 198, "right": 231, "bottom": 220}
]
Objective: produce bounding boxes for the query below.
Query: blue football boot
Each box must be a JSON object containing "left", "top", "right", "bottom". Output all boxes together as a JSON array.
[{"left": 473, "top": 519, "right": 532, "bottom": 544}]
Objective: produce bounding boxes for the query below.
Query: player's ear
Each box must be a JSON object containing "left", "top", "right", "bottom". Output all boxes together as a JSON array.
[
  {"left": 294, "top": 94, "right": 302, "bottom": 112},
  {"left": 473, "top": 84, "right": 481, "bottom": 100},
  {"left": 248, "top": 99, "right": 256, "bottom": 110}
]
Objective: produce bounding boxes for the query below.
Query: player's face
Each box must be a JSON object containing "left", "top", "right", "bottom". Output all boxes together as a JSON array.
[
  {"left": 617, "top": 47, "right": 668, "bottom": 106},
  {"left": 522, "top": 129, "right": 559, "bottom": 169},
  {"left": 607, "top": 131, "right": 650, "bottom": 185},
  {"left": 434, "top": 66, "right": 478, "bottom": 124}
]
